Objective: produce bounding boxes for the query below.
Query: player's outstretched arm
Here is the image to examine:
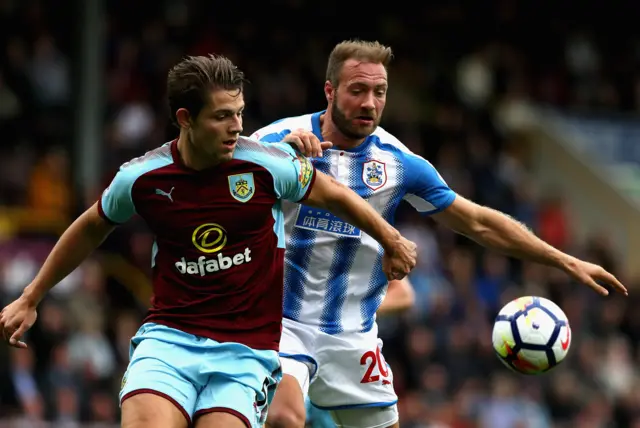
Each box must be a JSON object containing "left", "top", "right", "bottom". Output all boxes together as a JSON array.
[
  {"left": 304, "top": 171, "right": 417, "bottom": 281},
  {"left": 376, "top": 278, "right": 415, "bottom": 315},
  {"left": 0, "top": 203, "right": 115, "bottom": 348},
  {"left": 432, "top": 195, "right": 627, "bottom": 296}
]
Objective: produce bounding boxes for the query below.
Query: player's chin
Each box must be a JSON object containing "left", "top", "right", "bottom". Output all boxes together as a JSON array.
[
  {"left": 352, "top": 119, "right": 377, "bottom": 134},
  {"left": 214, "top": 147, "right": 235, "bottom": 163},
  {"left": 218, "top": 152, "right": 234, "bottom": 163}
]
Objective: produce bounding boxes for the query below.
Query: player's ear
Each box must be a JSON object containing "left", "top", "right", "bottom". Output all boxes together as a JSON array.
[
  {"left": 324, "top": 81, "right": 334, "bottom": 103},
  {"left": 175, "top": 108, "right": 192, "bottom": 129}
]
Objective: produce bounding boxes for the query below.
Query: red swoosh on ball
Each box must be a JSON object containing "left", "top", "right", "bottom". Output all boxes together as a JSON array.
[{"left": 560, "top": 326, "right": 571, "bottom": 350}]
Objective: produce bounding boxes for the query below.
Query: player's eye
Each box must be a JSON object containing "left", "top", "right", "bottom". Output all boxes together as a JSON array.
[{"left": 215, "top": 112, "right": 239, "bottom": 120}]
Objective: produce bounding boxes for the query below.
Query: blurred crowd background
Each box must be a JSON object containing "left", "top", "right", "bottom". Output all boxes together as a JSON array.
[{"left": 1, "top": 0, "right": 640, "bottom": 427}]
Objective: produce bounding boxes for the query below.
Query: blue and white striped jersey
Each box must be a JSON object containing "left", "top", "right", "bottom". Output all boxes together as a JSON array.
[{"left": 251, "top": 112, "right": 456, "bottom": 334}]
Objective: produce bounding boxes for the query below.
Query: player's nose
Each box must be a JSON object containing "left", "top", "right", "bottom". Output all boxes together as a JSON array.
[
  {"left": 361, "top": 92, "right": 376, "bottom": 110},
  {"left": 229, "top": 124, "right": 242, "bottom": 135},
  {"left": 229, "top": 115, "right": 243, "bottom": 134}
]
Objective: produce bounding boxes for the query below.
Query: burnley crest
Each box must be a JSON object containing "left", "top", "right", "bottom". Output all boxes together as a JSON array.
[
  {"left": 228, "top": 173, "right": 255, "bottom": 202},
  {"left": 362, "top": 160, "right": 387, "bottom": 190}
]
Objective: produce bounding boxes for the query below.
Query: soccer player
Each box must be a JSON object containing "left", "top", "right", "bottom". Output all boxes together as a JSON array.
[
  {"left": 0, "top": 54, "right": 418, "bottom": 428},
  {"left": 250, "top": 40, "right": 627, "bottom": 428}
]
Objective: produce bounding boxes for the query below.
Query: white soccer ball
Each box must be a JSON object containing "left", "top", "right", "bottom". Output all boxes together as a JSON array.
[{"left": 492, "top": 296, "right": 571, "bottom": 375}]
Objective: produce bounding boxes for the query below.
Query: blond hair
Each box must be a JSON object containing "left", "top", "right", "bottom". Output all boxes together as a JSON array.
[{"left": 326, "top": 40, "right": 393, "bottom": 86}]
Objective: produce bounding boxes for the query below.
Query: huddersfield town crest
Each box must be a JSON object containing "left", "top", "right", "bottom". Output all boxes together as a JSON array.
[
  {"left": 228, "top": 173, "right": 255, "bottom": 203},
  {"left": 362, "top": 160, "right": 387, "bottom": 190}
]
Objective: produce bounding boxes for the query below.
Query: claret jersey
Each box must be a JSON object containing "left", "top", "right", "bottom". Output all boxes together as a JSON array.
[{"left": 98, "top": 137, "right": 316, "bottom": 350}]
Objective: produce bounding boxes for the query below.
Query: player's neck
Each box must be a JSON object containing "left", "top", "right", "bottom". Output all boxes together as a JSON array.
[
  {"left": 177, "top": 133, "right": 223, "bottom": 170},
  {"left": 319, "top": 112, "right": 366, "bottom": 150}
]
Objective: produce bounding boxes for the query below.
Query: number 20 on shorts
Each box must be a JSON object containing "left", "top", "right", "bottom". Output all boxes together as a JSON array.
[{"left": 360, "top": 346, "right": 390, "bottom": 384}]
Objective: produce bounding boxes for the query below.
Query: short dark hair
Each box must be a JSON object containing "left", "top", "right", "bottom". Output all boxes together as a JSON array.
[
  {"left": 326, "top": 40, "right": 393, "bottom": 86},
  {"left": 167, "top": 54, "right": 247, "bottom": 127}
]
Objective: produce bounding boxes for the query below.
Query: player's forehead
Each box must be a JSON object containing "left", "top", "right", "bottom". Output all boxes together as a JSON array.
[
  {"left": 205, "top": 88, "right": 245, "bottom": 112},
  {"left": 339, "top": 59, "right": 387, "bottom": 87}
]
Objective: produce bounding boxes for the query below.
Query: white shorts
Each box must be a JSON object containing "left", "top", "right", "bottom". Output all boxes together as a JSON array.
[{"left": 279, "top": 318, "right": 398, "bottom": 427}]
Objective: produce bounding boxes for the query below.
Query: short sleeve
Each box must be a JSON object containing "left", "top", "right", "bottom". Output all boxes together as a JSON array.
[
  {"left": 98, "top": 169, "right": 137, "bottom": 224},
  {"left": 402, "top": 153, "right": 456, "bottom": 214},
  {"left": 267, "top": 142, "right": 316, "bottom": 202}
]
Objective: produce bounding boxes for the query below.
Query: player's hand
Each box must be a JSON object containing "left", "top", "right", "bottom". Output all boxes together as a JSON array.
[
  {"left": 0, "top": 295, "right": 38, "bottom": 348},
  {"left": 561, "top": 257, "right": 628, "bottom": 296},
  {"left": 283, "top": 129, "right": 333, "bottom": 158},
  {"left": 381, "top": 236, "right": 417, "bottom": 281}
]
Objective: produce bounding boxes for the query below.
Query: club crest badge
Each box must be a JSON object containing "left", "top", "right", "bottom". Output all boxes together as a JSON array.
[
  {"left": 297, "top": 154, "right": 313, "bottom": 188},
  {"left": 228, "top": 173, "right": 255, "bottom": 203},
  {"left": 362, "top": 160, "right": 387, "bottom": 190},
  {"left": 121, "top": 372, "right": 128, "bottom": 391}
]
